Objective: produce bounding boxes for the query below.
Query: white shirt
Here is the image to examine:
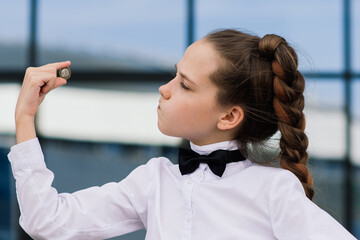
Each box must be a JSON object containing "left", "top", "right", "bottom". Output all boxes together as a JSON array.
[{"left": 7, "top": 138, "right": 356, "bottom": 240}]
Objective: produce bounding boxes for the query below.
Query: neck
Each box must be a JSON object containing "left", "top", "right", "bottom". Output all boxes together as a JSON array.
[
  {"left": 189, "top": 139, "right": 239, "bottom": 155},
  {"left": 189, "top": 136, "right": 237, "bottom": 146}
]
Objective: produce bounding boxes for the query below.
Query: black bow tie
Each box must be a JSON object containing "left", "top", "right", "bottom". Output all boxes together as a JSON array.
[{"left": 178, "top": 148, "right": 246, "bottom": 177}]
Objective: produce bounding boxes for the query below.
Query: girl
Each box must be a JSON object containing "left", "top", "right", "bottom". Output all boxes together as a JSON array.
[{"left": 8, "top": 29, "right": 356, "bottom": 240}]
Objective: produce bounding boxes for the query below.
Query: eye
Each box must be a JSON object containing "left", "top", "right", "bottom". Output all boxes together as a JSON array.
[{"left": 181, "top": 82, "right": 190, "bottom": 90}]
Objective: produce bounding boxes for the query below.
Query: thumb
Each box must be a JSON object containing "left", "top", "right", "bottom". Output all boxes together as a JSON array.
[{"left": 54, "top": 77, "right": 67, "bottom": 89}]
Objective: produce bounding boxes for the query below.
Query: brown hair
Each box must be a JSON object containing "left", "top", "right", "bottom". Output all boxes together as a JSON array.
[{"left": 205, "top": 29, "right": 314, "bottom": 200}]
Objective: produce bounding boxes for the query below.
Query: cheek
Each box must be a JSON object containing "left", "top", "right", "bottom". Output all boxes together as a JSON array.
[
  {"left": 161, "top": 101, "right": 192, "bottom": 127},
  {"left": 179, "top": 100, "right": 218, "bottom": 125}
]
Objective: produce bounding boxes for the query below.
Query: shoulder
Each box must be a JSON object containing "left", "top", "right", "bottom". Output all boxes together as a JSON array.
[
  {"left": 244, "top": 164, "right": 307, "bottom": 202},
  {"left": 244, "top": 163, "right": 298, "bottom": 183},
  {"left": 127, "top": 157, "right": 180, "bottom": 180},
  {"left": 242, "top": 163, "right": 304, "bottom": 195},
  {"left": 120, "top": 157, "right": 179, "bottom": 192},
  {"left": 146, "top": 157, "right": 175, "bottom": 167},
  {"left": 143, "top": 157, "right": 178, "bottom": 172}
]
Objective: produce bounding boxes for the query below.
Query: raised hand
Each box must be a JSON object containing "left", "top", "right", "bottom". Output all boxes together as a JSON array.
[{"left": 15, "top": 61, "right": 71, "bottom": 143}]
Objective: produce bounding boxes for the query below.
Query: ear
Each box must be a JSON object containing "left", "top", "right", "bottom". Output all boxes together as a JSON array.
[{"left": 217, "top": 106, "right": 244, "bottom": 131}]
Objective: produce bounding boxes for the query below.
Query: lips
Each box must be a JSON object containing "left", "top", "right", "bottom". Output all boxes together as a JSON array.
[{"left": 158, "top": 99, "right": 163, "bottom": 110}]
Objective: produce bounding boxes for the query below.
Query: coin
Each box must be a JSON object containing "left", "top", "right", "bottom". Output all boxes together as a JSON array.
[{"left": 59, "top": 67, "right": 71, "bottom": 80}]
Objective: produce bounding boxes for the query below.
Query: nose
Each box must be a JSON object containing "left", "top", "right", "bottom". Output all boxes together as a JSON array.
[{"left": 159, "top": 81, "right": 171, "bottom": 99}]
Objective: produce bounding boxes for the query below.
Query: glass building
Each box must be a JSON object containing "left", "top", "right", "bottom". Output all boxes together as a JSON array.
[{"left": 0, "top": 0, "right": 359, "bottom": 239}]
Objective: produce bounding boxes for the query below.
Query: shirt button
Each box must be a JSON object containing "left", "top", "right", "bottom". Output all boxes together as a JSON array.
[
  {"left": 187, "top": 180, "right": 193, "bottom": 185},
  {"left": 186, "top": 216, "right": 191, "bottom": 222}
]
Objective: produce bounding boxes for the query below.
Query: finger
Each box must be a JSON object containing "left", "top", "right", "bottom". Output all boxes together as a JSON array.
[
  {"left": 41, "top": 75, "right": 68, "bottom": 94},
  {"left": 53, "top": 77, "right": 67, "bottom": 89},
  {"left": 40, "top": 81, "right": 55, "bottom": 94},
  {"left": 42, "top": 61, "right": 71, "bottom": 70},
  {"left": 23, "top": 71, "right": 53, "bottom": 89},
  {"left": 39, "top": 73, "right": 57, "bottom": 94}
]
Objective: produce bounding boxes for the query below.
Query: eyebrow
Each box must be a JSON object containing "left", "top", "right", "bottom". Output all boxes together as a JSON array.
[{"left": 175, "top": 64, "right": 197, "bottom": 86}]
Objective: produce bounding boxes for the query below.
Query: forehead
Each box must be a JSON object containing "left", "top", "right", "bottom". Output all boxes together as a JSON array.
[{"left": 178, "top": 39, "right": 220, "bottom": 82}]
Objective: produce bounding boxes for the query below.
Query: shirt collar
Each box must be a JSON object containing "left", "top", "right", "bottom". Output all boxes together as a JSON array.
[
  {"left": 190, "top": 140, "right": 239, "bottom": 155},
  {"left": 188, "top": 140, "right": 252, "bottom": 179}
]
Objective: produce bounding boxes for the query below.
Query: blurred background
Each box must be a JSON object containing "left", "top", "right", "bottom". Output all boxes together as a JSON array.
[{"left": 0, "top": 0, "right": 359, "bottom": 239}]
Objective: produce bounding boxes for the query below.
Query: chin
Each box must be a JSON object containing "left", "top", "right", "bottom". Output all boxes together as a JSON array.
[
  {"left": 158, "top": 127, "right": 174, "bottom": 137},
  {"left": 157, "top": 122, "right": 170, "bottom": 136},
  {"left": 157, "top": 122, "right": 183, "bottom": 139}
]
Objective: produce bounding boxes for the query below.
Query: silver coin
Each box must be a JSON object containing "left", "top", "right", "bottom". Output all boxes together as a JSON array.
[{"left": 59, "top": 67, "right": 71, "bottom": 80}]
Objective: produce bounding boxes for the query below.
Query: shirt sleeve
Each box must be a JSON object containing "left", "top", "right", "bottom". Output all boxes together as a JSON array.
[
  {"left": 7, "top": 138, "right": 156, "bottom": 240},
  {"left": 269, "top": 170, "right": 357, "bottom": 240}
]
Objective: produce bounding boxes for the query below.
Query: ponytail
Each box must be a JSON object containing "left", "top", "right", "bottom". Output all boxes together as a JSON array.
[
  {"left": 260, "top": 34, "right": 314, "bottom": 200},
  {"left": 206, "top": 29, "right": 314, "bottom": 200}
]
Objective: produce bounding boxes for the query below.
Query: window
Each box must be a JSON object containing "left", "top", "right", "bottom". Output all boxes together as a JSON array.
[
  {"left": 0, "top": 1, "right": 28, "bottom": 69},
  {"left": 196, "top": 0, "right": 343, "bottom": 71},
  {"left": 38, "top": 0, "right": 186, "bottom": 71}
]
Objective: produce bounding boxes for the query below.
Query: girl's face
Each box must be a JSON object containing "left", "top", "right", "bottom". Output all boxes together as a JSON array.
[{"left": 157, "top": 39, "right": 230, "bottom": 145}]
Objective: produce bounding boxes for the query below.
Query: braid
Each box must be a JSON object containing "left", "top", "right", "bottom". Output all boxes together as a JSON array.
[
  {"left": 205, "top": 29, "right": 314, "bottom": 200},
  {"left": 259, "top": 34, "right": 314, "bottom": 200}
]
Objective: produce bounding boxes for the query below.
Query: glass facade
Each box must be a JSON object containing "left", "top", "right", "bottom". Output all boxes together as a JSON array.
[
  {"left": 0, "top": 1, "right": 28, "bottom": 70},
  {"left": 0, "top": 0, "right": 359, "bottom": 239},
  {"left": 353, "top": 0, "right": 360, "bottom": 71},
  {"left": 305, "top": 79, "right": 346, "bottom": 159},
  {"left": 196, "top": 0, "right": 343, "bottom": 71},
  {"left": 37, "top": 0, "right": 185, "bottom": 71}
]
